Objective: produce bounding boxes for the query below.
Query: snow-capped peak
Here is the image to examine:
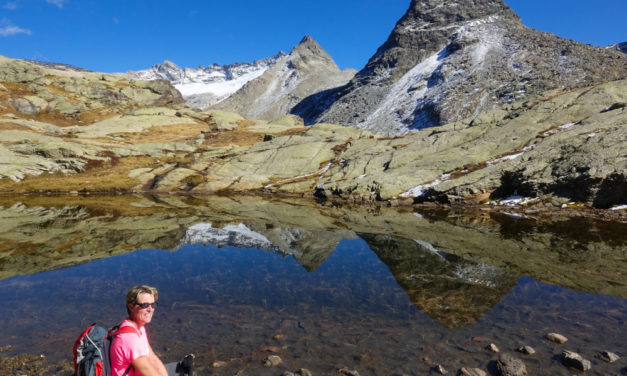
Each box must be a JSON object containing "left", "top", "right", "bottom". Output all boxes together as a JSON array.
[{"left": 123, "top": 52, "right": 286, "bottom": 107}]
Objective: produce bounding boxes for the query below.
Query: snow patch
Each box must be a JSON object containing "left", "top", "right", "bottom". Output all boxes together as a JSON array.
[
  {"left": 489, "top": 195, "right": 539, "bottom": 206},
  {"left": 179, "top": 222, "right": 278, "bottom": 252},
  {"left": 399, "top": 172, "right": 451, "bottom": 198},
  {"left": 415, "top": 239, "right": 447, "bottom": 259}
]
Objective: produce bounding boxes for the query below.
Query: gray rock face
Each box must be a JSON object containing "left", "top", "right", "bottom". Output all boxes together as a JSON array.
[
  {"left": 213, "top": 36, "right": 356, "bottom": 120},
  {"left": 293, "top": 0, "right": 627, "bottom": 135},
  {"left": 496, "top": 353, "right": 527, "bottom": 376},
  {"left": 562, "top": 350, "right": 591, "bottom": 372},
  {"left": 9, "top": 97, "right": 39, "bottom": 115},
  {"left": 608, "top": 41, "right": 627, "bottom": 54}
]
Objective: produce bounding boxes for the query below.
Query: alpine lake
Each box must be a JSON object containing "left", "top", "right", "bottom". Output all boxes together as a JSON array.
[{"left": 0, "top": 194, "right": 625, "bottom": 376}]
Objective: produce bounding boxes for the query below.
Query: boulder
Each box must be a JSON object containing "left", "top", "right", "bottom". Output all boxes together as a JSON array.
[
  {"left": 516, "top": 346, "right": 535, "bottom": 355},
  {"left": 495, "top": 353, "right": 527, "bottom": 376},
  {"left": 9, "top": 98, "right": 39, "bottom": 115},
  {"left": 598, "top": 350, "right": 620, "bottom": 363},
  {"left": 459, "top": 367, "right": 487, "bottom": 376},
  {"left": 263, "top": 355, "right": 282, "bottom": 367},
  {"left": 562, "top": 350, "right": 591, "bottom": 371},
  {"left": 546, "top": 333, "right": 568, "bottom": 344}
]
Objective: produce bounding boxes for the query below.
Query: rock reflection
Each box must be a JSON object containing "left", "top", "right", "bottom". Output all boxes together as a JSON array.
[
  {"left": 0, "top": 194, "right": 625, "bottom": 300},
  {"left": 178, "top": 222, "right": 350, "bottom": 271},
  {"left": 360, "top": 234, "right": 517, "bottom": 329}
]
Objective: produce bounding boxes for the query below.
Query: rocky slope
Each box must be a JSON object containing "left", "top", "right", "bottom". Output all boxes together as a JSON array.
[
  {"left": 293, "top": 0, "right": 627, "bottom": 135},
  {"left": 609, "top": 42, "right": 627, "bottom": 54},
  {"left": 211, "top": 36, "right": 356, "bottom": 121},
  {"left": 0, "top": 56, "right": 625, "bottom": 212},
  {"left": 124, "top": 54, "right": 285, "bottom": 109}
]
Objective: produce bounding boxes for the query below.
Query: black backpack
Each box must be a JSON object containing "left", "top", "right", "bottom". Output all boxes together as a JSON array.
[{"left": 73, "top": 323, "right": 136, "bottom": 376}]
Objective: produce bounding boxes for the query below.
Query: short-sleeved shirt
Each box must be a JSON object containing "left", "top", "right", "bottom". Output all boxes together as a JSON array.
[{"left": 110, "top": 319, "right": 150, "bottom": 376}]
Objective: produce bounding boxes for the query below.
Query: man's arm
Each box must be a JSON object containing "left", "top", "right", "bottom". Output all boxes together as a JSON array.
[{"left": 132, "top": 354, "right": 167, "bottom": 376}]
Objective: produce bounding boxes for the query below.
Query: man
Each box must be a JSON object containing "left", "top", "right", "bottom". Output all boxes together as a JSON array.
[{"left": 110, "top": 285, "right": 193, "bottom": 376}]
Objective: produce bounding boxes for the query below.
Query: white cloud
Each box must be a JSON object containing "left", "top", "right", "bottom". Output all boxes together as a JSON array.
[
  {"left": 0, "top": 25, "right": 32, "bottom": 36},
  {"left": 45, "top": 0, "right": 67, "bottom": 8},
  {"left": 4, "top": 1, "right": 18, "bottom": 10}
]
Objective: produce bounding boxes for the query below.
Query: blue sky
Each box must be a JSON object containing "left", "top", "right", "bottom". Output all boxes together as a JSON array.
[{"left": 1, "top": 0, "right": 625, "bottom": 73}]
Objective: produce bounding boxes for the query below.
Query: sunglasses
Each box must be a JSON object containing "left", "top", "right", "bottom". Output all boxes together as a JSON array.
[{"left": 135, "top": 302, "right": 158, "bottom": 309}]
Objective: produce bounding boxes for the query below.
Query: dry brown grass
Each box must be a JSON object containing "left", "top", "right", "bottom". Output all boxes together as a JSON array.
[
  {"left": 203, "top": 128, "right": 267, "bottom": 147},
  {"left": 0, "top": 155, "right": 160, "bottom": 194},
  {"left": 526, "top": 88, "right": 580, "bottom": 110},
  {"left": 0, "top": 239, "right": 37, "bottom": 256},
  {"left": 278, "top": 127, "right": 308, "bottom": 137},
  {"left": 0, "top": 194, "right": 173, "bottom": 217},
  {"left": 32, "top": 109, "right": 78, "bottom": 127},
  {"left": 117, "top": 122, "right": 207, "bottom": 144},
  {"left": 0, "top": 122, "right": 33, "bottom": 132},
  {"left": 236, "top": 119, "right": 256, "bottom": 127},
  {"left": 76, "top": 107, "right": 122, "bottom": 125},
  {"left": 1, "top": 82, "right": 31, "bottom": 96}
]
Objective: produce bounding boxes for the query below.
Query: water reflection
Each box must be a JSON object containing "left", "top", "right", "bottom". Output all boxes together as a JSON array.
[
  {"left": 0, "top": 195, "right": 626, "bottom": 374},
  {"left": 360, "top": 234, "right": 518, "bottom": 329}
]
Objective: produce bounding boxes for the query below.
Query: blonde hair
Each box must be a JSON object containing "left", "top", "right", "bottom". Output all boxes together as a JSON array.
[{"left": 125, "top": 285, "right": 158, "bottom": 315}]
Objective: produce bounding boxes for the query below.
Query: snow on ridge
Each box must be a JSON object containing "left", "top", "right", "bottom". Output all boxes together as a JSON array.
[
  {"left": 414, "top": 239, "right": 447, "bottom": 259},
  {"left": 178, "top": 222, "right": 279, "bottom": 252},
  {"left": 360, "top": 48, "right": 444, "bottom": 133},
  {"left": 124, "top": 54, "right": 284, "bottom": 107},
  {"left": 175, "top": 67, "right": 268, "bottom": 97}
]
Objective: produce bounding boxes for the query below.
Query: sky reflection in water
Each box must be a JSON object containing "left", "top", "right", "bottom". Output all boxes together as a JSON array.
[{"left": 0, "top": 234, "right": 625, "bottom": 375}]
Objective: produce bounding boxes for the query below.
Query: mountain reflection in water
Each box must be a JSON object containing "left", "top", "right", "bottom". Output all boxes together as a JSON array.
[{"left": 0, "top": 195, "right": 625, "bottom": 375}]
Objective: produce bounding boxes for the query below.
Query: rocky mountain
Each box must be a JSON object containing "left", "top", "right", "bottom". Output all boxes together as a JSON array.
[
  {"left": 608, "top": 41, "right": 627, "bottom": 54},
  {"left": 211, "top": 36, "right": 356, "bottom": 120},
  {"left": 1, "top": 53, "right": 625, "bottom": 212},
  {"left": 293, "top": 0, "right": 627, "bottom": 135},
  {"left": 124, "top": 53, "right": 284, "bottom": 108}
]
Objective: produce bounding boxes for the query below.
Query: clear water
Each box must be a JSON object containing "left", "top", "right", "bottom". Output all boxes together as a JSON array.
[{"left": 0, "top": 196, "right": 625, "bottom": 375}]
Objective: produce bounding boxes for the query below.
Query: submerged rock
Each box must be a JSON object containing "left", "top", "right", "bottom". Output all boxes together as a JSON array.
[
  {"left": 337, "top": 366, "right": 360, "bottom": 376},
  {"left": 562, "top": 350, "right": 591, "bottom": 371},
  {"left": 433, "top": 364, "right": 448, "bottom": 374},
  {"left": 598, "top": 350, "right": 620, "bottom": 363},
  {"left": 546, "top": 333, "right": 568, "bottom": 344},
  {"left": 459, "top": 367, "right": 487, "bottom": 376},
  {"left": 496, "top": 353, "right": 527, "bottom": 376},
  {"left": 263, "top": 355, "right": 282, "bottom": 367},
  {"left": 516, "top": 346, "right": 535, "bottom": 355}
]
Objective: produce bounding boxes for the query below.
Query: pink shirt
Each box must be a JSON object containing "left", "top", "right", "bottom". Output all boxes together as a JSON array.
[{"left": 110, "top": 319, "right": 150, "bottom": 376}]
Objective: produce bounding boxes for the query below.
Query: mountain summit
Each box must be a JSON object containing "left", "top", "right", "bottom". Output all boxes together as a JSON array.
[
  {"left": 211, "top": 36, "right": 356, "bottom": 120},
  {"left": 124, "top": 53, "right": 285, "bottom": 108},
  {"left": 293, "top": 0, "right": 627, "bottom": 135}
]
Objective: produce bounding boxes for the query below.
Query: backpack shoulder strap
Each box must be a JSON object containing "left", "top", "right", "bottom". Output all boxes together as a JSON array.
[
  {"left": 106, "top": 324, "right": 139, "bottom": 376},
  {"left": 111, "top": 326, "right": 138, "bottom": 336}
]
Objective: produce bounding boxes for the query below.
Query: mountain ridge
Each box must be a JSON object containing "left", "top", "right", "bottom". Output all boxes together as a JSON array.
[
  {"left": 292, "top": 0, "right": 627, "bottom": 135},
  {"left": 210, "top": 35, "right": 356, "bottom": 120},
  {"left": 124, "top": 52, "right": 285, "bottom": 108}
]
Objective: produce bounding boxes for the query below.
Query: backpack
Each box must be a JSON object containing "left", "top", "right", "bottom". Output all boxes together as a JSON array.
[{"left": 73, "top": 323, "right": 137, "bottom": 376}]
